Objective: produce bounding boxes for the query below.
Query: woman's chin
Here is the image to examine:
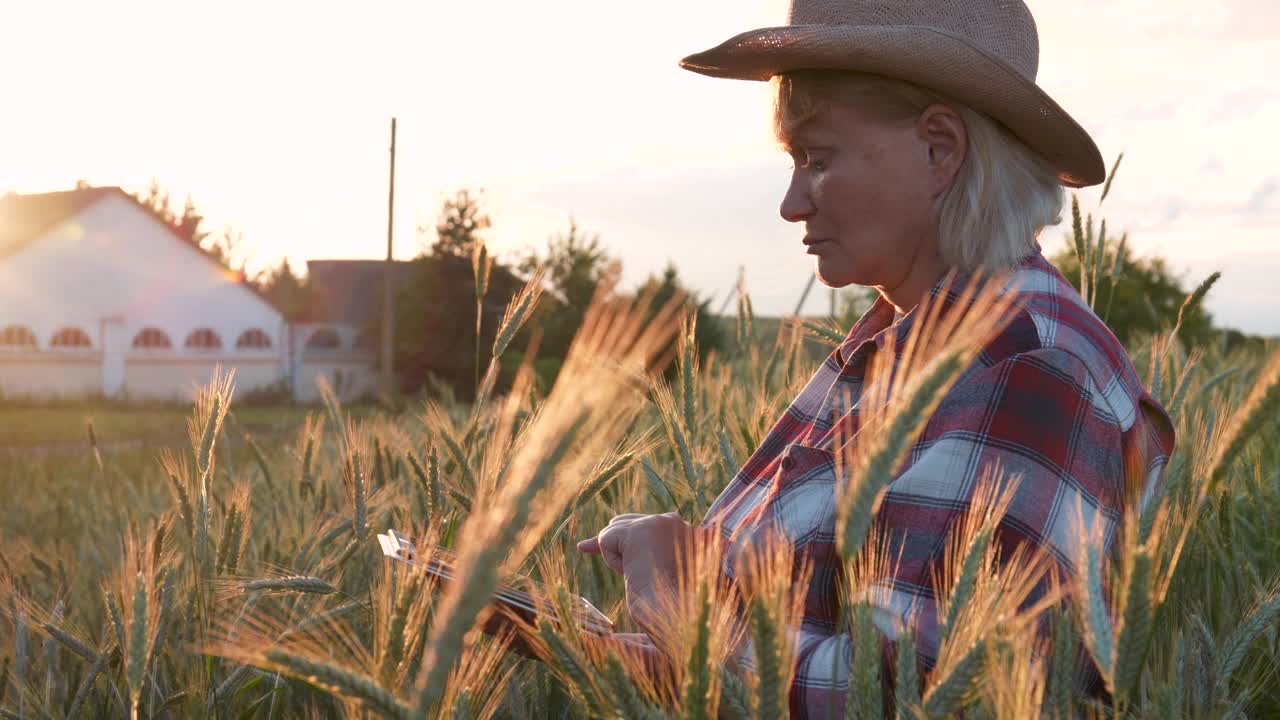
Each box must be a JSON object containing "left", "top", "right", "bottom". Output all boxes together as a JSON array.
[{"left": 814, "top": 259, "right": 861, "bottom": 289}]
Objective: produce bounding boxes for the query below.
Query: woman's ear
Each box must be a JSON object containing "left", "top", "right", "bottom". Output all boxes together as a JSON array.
[{"left": 918, "top": 104, "right": 967, "bottom": 197}]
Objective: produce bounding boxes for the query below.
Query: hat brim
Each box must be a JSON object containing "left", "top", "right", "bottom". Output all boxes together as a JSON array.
[{"left": 680, "top": 25, "right": 1104, "bottom": 188}]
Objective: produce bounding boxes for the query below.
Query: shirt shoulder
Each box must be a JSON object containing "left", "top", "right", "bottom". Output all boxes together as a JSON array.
[{"left": 983, "top": 256, "right": 1150, "bottom": 432}]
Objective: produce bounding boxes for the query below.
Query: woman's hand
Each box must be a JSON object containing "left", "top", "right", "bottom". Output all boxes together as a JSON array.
[{"left": 575, "top": 512, "right": 708, "bottom": 635}]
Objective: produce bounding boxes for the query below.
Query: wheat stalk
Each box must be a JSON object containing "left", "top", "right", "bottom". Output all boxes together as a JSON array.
[
  {"left": 1217, "top": 587, "right": 1280, "bottom": 684},
  {"left": 267, "top": 648, "right": 409, "bottom": 719},
  {"left": 239, "top": 576, "right": 337, "bottom": 595},
  {"left": 127, "top": 572, "right": 149, "bottom": 717},
  {"left": 493, "top": 265, "right": 546, "bottom": 360}
]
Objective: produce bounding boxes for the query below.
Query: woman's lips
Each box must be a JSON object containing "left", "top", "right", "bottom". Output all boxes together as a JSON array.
[{"left": 804, "top": 237, "right": 833, "bottom": 254}]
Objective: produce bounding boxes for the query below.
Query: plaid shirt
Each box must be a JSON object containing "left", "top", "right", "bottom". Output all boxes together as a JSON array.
[{"left": 701, "top": 250, "right": 1175, "bottom": 718}]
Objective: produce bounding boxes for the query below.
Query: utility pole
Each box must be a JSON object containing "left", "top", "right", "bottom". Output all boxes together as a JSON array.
[{"left": 381, "top": 117, "right": 397, "bottom": 399}]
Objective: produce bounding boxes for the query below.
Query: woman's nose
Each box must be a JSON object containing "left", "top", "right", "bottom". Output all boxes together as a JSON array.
[{"left": 779, "top": 176, "right": 815, "bottom": 223}]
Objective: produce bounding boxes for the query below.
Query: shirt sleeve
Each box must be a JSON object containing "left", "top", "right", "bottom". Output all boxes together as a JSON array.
[{"left": 754, "top": 347, "right": 1138, "bottom": 719}]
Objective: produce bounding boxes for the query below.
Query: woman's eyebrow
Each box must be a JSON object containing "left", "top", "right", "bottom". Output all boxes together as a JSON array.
[
  {"left": 781, "top": 125, "right": 829, "bottom": 152},
  {"left": 780, "top": 135, "right": 810, "bottom": 153}
]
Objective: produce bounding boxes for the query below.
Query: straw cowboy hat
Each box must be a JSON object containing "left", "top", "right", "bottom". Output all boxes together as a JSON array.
[{"left": 678, "top": 0, "right": 1105, "bottom": 188}]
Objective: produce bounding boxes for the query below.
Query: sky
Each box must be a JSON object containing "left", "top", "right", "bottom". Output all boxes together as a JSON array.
[{"left": 2, "top": 0, "right": 1278, "bottom": 333}]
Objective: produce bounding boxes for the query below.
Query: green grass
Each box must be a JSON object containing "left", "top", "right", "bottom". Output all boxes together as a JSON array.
[{"left": 0, "top": 405, "right": 302, "bottom": 449}]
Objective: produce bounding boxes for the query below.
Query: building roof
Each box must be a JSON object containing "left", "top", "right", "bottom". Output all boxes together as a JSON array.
[
  {"left": 303, "top": 259, "right": 414, "bottom": 326},
  {"left": 0, "top": 185, "right": 281, "bottom": 314},
  {"left": 0, "top": 186, "right": 123, "bottom": 258}
]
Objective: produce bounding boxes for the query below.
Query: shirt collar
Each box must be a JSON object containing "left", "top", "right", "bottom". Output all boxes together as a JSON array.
[{"left": 833, "top": 245, "right": 1045, "bottom": 366}]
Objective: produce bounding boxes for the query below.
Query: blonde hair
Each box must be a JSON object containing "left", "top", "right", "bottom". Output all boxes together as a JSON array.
[{"left": 772, "top": 70, "right": 1065, "bottom": 272}]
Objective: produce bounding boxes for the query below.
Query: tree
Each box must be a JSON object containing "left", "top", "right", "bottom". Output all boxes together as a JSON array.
[
  {"left": 203, "top": 225, "right": 250, "bottom": 274},
  {"left": 389, "top": 252, "right": 525, "bottom": 400},
  {"left": 256, "top": 257, "right": 311, "bottom": 320},
  {"left": 131, "top": 179, "right": 252, "bottom": 272},
  {"left": 134, "top": 179, "right": 209, "bottom": 246},
  {"left": 428, "top": 188, "right": 491, "bottom": 258},
  {"left": 518, "top": 216, "right": 620, "bottom": 358},
  {"left": 1050, "top": 243, "right": 1214, "bottom": 348},
  {"left": 835, "top": 285, "right": 880, "bottom": 328},
  {"left": 635, "top": 261, "right": 727, "bottom": 368},
  {"left": 542, "top": 217, "right": 616, "bottom": 308}
]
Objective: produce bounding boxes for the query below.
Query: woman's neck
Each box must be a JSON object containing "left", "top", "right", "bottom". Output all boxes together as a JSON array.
[{"left": 874, "top": 238, "right": 951, "bottom": 315}]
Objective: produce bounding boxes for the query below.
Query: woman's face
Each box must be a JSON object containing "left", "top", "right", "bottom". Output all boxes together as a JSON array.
[{"left": 779, "top": 101, "right": 944, "bottom": 290}]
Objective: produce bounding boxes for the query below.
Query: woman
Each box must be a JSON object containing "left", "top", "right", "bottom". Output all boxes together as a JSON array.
[{"left": 577, "top": 0, "right": 1175, "bottom": 715}]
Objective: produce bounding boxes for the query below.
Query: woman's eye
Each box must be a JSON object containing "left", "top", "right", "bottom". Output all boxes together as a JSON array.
[
  {"left": 788, "top": 152, "right": 825, "bottom": 172},
  {"left": 801, "top": 154, "right": 826, "bottom": 171}
]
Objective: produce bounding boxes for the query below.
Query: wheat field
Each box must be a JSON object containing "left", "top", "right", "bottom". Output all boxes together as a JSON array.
[{"left": 2, "top": 197, "right": 1279, "bottom": 719}]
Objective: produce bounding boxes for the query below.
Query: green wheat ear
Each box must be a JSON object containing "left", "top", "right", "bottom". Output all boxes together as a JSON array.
[
  {"left": 838, "top": 350, "right": 966, "bottom": 561},
  {"left": 1206, "top": 351, "right": 1280, "bottom": 495},
  {"left": 800, "top": 318, "right": 846, "bottom": 346},
  {"left": 1113, "top": 545, "right": 1155, "bottom": 705},
  {"left": 1171, "top": 271, "right": 1221, "bottom": 345},
  {"left": 493, "top": 265, "right": 546, "bottom": 361},
  {"left": 1071, "top": 194, "right": 1087, "bottom": 295},
  {"left": 127, "top": 572, "right": 149, "bottom": 710},
  {"left": 681, "top": 583, "right": 714, "bottom": 720},
  {"left": 266, "top": 648, "right": 409, "bottom": 719},
  {"left": 300, "top": 425, "right": 317, "bottom": 498},
  {"left": 650, "top": 379, "right": 701, "bottom": 490},
  {"left": 748, "top": 596, "right": 784, "bottom": 720},
  {"left": 1217, "top": 588, "right": 1280, "bottom": 684},
  {"left": 380, "top": 572, "right": 424, "bottom": 687},
  {"left": 437, "top": 425, "right": 478, "bottom": 498},
  {"left": 197, "top": 394, "right": 221, "bottom": 477},
  {"left": 679, "top": 314, "right": 699, "bottom": 434},
  {"left": 535, "top": 621, "right": 609, "bottom": 717},
  {"left": 239, "top": 576, "right": 337, "bottom": 594},
  {"left": 895, "top": 626, "right": 921, "bottom": 719},
  {"left": 940, "top": 525, "right": 993, "bottom": 649},
  {"left": 13, "top": 606, "right": 26, "bottom": 718},
  {"left": 1079, "top": 540, "right": 1115, "bottom": 692},
  {"left": 922, "top": 640, "right": 984, "bottom": 717},
  {"left": 719, "top": 663, "right": 755, "bottom": 720},
  {"left": 605, "top": 654, "right": 666, "bottom": 720},
  {"left": 1100, "top": 151, "right": 1124, "bottom": 205},
  {"left": 165, "top": 467, "right": 195, "bottom": 540},
  {"left": 65, "top": 646, "right": 110, "bottom": 718},
  {"left": 1044, "top": 609, "right": 1077, "bottom": 719},
  {"left": 350, "top": 449, "right": 369, "bottom": 542},
  {"left": 413, "top": 417, "right": 585, "bottom": 715},
  {"left": 847, "top": 603, "right": 883, "bottom": 720},
  {"left": 215, "top": 502, "right": 239, "bottom": 573}
]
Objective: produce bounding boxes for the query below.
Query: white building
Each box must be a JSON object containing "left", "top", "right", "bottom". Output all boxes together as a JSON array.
[
  {"left": 0, "top": 186, "right": 408, "bottom": 403},
  {"left": 291, "top": 259, "right": 413, "bottom": 403}
]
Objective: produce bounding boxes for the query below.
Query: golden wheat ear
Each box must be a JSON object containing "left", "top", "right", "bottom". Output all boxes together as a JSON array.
[{"left": 406, "top": 290, "right": 684, "bottom": 714}]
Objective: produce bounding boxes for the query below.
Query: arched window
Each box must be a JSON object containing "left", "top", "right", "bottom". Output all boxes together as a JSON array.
[
  {"left": 50, "top": 327, "right": 92, "bottom": 348},
  {"left": 305, "top": 328, "right": 342, "bottom": 351},
  {"left": 236, "top": 328, "right": 273, "bottom": 349},
  {"left": 0, "top": 325, "right": 37, "bottom": 350},
  {"left": 184, "top": 328, "right": 223, "bottom": 350},
  {"left": 132, "top": 327, "right": 173, "bottom": 349}
]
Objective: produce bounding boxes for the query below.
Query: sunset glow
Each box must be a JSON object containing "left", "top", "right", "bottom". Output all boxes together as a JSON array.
[{"left": 3, "top": 0, "right": 1277, "bottom": 331}]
